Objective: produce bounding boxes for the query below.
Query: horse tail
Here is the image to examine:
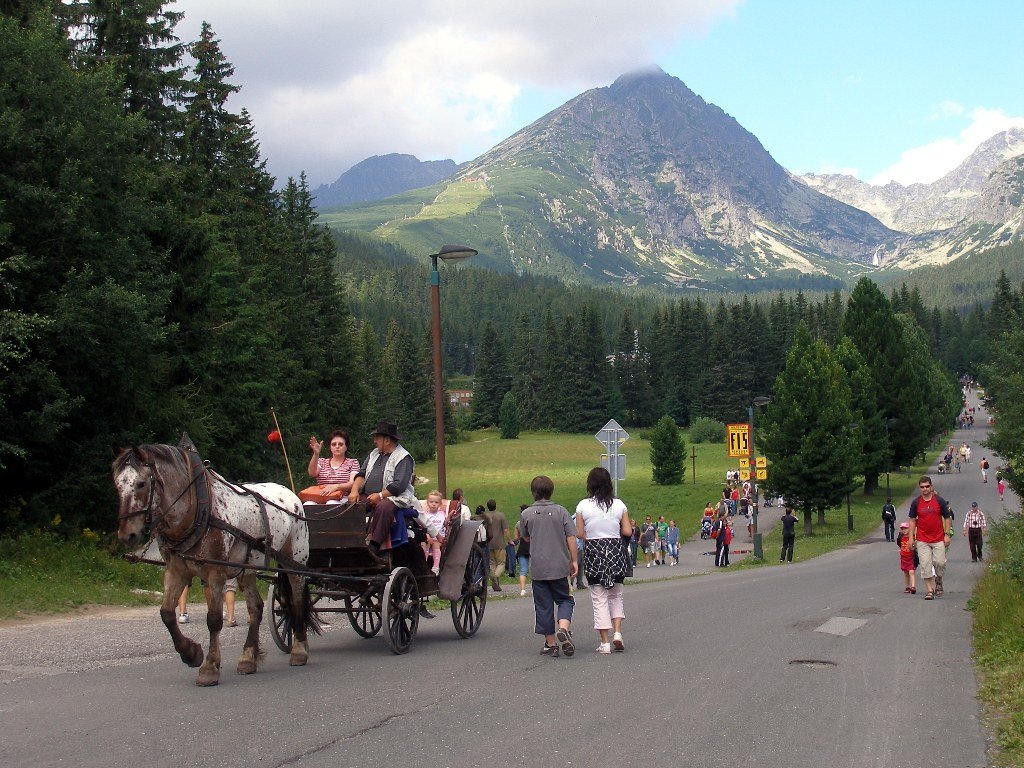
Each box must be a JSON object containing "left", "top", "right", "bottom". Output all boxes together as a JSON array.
[{"left": 303, "top": 581, "right": 324, "bottom": 637}]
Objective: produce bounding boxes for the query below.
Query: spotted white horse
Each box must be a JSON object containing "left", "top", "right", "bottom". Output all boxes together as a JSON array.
[{"left": 113, "top": 443, "right": 317, "bottom": 686}]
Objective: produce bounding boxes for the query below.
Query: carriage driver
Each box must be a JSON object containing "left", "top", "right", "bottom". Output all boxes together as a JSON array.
[{"left": 349, "top": 420, "right": 420, "bottom": 560}]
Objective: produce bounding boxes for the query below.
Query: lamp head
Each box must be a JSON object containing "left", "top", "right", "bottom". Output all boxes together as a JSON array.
[{"left": 430, "top": 245, "right": 477, "bottom": 263}]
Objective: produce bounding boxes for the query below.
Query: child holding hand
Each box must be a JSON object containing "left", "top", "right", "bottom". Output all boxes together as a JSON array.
[{"left": 897, "top": 521, "right": 916, "bottom": 594}]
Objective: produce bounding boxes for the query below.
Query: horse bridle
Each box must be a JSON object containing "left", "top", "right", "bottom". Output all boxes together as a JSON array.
[{"left": 117, "top": 450, "right": 201, "bottom": 542}]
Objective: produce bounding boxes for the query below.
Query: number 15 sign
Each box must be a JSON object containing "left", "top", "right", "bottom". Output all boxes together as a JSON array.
[{"left": 727, "top": 423, "right": 750, "bottom": 458}]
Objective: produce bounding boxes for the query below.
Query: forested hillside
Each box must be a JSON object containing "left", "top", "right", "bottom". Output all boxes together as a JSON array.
[{"left": 874, "top": 241, "right": 1024, "bottom": 310}]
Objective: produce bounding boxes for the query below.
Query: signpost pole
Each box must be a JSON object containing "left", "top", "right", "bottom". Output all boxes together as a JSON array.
[{"left": 596, "top": 420, "right": 629, "bottom": 499}]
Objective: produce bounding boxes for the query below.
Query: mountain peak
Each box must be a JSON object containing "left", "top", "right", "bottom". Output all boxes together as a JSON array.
[{"left": 610, "top": 65, "right": 669, "bottom": 87}]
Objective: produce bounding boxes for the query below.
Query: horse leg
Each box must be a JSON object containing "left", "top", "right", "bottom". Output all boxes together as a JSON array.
[
  {"left": 159, "top": 565, "right": 204, "bottom": 668},
  {"left": 195, "top": 579, "right": 224, "bottom": 687},
  {"left": 288, "top": 574, "right": 309, "bottom": 666},
  {"left": 236, "top": 571, "right": 264, "bottom": 675}
]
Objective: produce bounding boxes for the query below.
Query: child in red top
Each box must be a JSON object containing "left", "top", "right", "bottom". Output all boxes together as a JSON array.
[{"left": 897, "top": 522, "right": 916, "bottom": 594}]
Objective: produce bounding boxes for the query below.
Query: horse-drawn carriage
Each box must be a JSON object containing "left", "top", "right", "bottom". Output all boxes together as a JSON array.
[
  {"left": 113, "top": 438, "right": 487, "bottom": 686},
  {"left": 265, "top": 501, "right": 487, "bottom": 655}
]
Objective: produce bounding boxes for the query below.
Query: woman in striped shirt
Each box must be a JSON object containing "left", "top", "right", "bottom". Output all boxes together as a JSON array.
[{"left": 298, "top": 429, "right": 361, "bottom": 503}]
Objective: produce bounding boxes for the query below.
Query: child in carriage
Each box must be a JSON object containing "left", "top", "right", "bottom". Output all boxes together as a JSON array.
[{"left": 700, "top": 503, "right": 714, "bottom": 539}]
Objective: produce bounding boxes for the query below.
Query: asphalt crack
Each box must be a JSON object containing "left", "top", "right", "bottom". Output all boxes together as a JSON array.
[{"left": 272, "top": 701, "right": 438, "bottom": 768}]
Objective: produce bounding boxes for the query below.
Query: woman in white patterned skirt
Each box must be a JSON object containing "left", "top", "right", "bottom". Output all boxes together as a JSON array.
[{"left": 575, "top": 467, "right": 632, "bottom": 654}]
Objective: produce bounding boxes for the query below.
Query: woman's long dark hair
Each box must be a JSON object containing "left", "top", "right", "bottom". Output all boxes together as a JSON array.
[{"left": 586, "top": 466, "right": 614, "bottom": 510}]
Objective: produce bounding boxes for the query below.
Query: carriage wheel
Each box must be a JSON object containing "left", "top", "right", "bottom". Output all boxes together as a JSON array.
[
  {"left": 267, "top": 580, "right": 292, "bottom": 654},
  {"left": 384, "top": 567, "right": 419, "bottom": 654},
  {"left": 268, "top": 578, "right": 319, "bottom": 653},
  {"left": 451, "top": 544, "right": 488, "bottom": 638},
  {"left": 343, "top": 591, "right": 383, "bottom": 638}
]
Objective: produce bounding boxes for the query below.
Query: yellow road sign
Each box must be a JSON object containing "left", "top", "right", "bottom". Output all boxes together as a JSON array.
[
  {"left": 739, "top": 470, "right": 751, "bottom": 481},
  {"left": 739, "top": 457, "right": 750, "bottom": 469},
  {"left": 756, "top": 468, "right": 767, "bottom": 480},
  {"left": 727, "top": 423, "right": 750, "bottom": 458},
  {"left": 755, "top": 457, "right": 767, "bottom": 469}
]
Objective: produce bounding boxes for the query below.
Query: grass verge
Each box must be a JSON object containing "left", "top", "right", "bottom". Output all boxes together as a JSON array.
[
  {"left": 971, "top": 513, "right": 1024, "bottom": 767},
  {"left": 0, "top": 531, "right": 167, "bottom": 621}
]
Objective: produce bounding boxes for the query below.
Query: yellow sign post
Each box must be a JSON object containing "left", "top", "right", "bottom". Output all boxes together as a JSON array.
[
  {"left": 727, "top": 423, "right": 750, "bottom": 458},
  {"left": 755, "top": 457, "right": 767, "bottom": 469},
  {"left": 756, "top": 468, "right": 767, "bottom": 480}
]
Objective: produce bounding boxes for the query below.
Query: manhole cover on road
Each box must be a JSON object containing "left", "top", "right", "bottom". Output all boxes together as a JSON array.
[{"left": 789, "top": 659, "right": 837, "bottom": 669}]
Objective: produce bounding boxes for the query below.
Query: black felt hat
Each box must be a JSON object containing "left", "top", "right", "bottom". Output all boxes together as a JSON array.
[{"left": 370, "top": 420, "right": 403, "bottom": 441}]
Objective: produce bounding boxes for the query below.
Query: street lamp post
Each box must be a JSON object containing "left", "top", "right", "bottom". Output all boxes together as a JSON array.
[
  {"left": 429, "top": 245, "right": 477, "bottom": 498},
  {"left": 749, "top": 396, "right": 771, "bottom": 559}
]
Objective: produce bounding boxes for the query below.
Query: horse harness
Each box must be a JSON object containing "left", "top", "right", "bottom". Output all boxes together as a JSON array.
[{"left": 122, "top": 443, "right": 303, "bottom": 573}]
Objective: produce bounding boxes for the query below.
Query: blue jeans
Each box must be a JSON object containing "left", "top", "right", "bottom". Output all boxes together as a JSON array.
[
  {"left": 532, "top": 578, "right": 574, "bottom": 636},
  {"left": 517, "top": 555, "right": 530, "bottom": 576},
  {"left": 667, "top": 542, "right": 678, "bottom": 559}
]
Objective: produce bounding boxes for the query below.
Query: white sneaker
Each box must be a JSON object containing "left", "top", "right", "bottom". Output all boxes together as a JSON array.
[
  {"left": 178, "top": 613, "right": 189, "bottom": 624},
  {"left": 646, "top": 563, "right": 651, "bottom": 568},
  {"left": 520, "top": 589, "right": 526, "bottom": 596},
  {"left": 612, "top": 631, "right": 624, "bottom": 651},
  {"left": 597, "top": 642, "right": 612, "bottom": 654}
]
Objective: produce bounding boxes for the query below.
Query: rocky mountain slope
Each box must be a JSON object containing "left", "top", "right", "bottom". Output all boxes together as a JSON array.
[
  {"left": 800, "top": 128, "right": 1024, "bottom": 235},
  {"left": 312, "top": 154, "right": 458, "bottom": 209},
  {"left": 321, "top": 73, "right": 1024, "bottom": 286},
  {"left": 324, "top": 69, "right": 893, "bottom": 288}
]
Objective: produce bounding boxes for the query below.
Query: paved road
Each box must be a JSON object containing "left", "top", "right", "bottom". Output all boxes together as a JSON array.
[{"left": 3, "top": 394, "right": 1016, "bottom": 768}]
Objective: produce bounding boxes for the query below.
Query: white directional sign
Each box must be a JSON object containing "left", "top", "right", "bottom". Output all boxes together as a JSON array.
[{"left": 596, "top": 419, "right": 629, "bottom": 494}]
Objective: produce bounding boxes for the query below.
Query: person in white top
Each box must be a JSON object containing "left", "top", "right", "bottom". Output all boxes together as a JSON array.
[{"left": 575, "top": 467, "right": 633, "bottom": 654}]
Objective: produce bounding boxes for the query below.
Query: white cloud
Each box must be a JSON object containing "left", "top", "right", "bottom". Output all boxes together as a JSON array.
[
  {"left": 172, "top": 0, "right": 742, "bottom": 185},
  {"left": 870, "top": 107, "right": 1024, "bottom": 186},
  {"left": 936, "top": 100, "right": 965, "bottom": 118}
]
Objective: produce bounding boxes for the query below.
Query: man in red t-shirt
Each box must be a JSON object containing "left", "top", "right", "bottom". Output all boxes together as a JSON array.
[{"left": 907, "top": 475, "right": 953, "bottom": 600}]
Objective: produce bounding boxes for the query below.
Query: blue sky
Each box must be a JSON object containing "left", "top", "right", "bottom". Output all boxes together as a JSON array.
[{"left": 177, "top": 1, "right": 1024, "bottom": 187}]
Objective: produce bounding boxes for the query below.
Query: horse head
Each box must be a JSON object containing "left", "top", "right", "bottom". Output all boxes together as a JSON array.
[{"left": 113, "top": 446, "right": 159, "bottom": 547}]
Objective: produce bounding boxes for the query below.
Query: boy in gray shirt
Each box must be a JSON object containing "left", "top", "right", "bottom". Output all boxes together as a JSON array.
[{"left": 520, "top": 475, "right": 578, "bottom": 657}]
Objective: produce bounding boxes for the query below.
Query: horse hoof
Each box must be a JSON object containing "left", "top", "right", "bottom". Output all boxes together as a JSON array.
[
  {"left": 236, "top": 659, "right": 257, "bottom": 675},
  {"left": 289, "top": 652, "right": 308, "bottom": 667},
  {"left": 195, "top": 669, "right": 220, "bottom": 687}
]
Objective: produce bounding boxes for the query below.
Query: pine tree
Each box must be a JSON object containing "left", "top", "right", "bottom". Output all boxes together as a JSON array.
[
  {"left": 758, "top": 324, "right": 858, "bottom": 533},
  {"left": 650, "top": 415, "right": 686, "bottom": 485},
  {"left": 536, "top": 310, "right": 563, "bottom": 430},
  {"left": 471, "top": 321, "right": 510, "bottom": 428},
  {"left": 58, "top": 0, "right": 188, "bottom": 152},
  {"left": 509, "top": 313, "right": 542, "bottom": 428},
  {"left": 834, "top": 337, "right": 887, "bottom": 494},
  {"left": 576, "top": 304, "right": 612, "bottom": 431},
  {"left": 499, "top": 392, "right": 521, "bottom": 439}
]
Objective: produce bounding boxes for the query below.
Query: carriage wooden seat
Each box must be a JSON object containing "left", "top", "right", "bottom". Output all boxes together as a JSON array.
[{"left": 300, "top": 502, "right": 379, "bottom": 571}]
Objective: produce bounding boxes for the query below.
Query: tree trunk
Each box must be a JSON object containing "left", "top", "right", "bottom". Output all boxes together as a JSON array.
[
  {"left": 817, "top": 508, "right": 825, "bottom": 525},
  {"left": 863, "top": 472, "right": 879, "bottom": 495},
  {"left": 803, "top": 505, "right": 812, "bottom": 536}
]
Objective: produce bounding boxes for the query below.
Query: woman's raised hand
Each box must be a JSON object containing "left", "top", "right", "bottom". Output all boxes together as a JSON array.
[{"left": 310, "top": 435, "right": 323, "bottom": 454}]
